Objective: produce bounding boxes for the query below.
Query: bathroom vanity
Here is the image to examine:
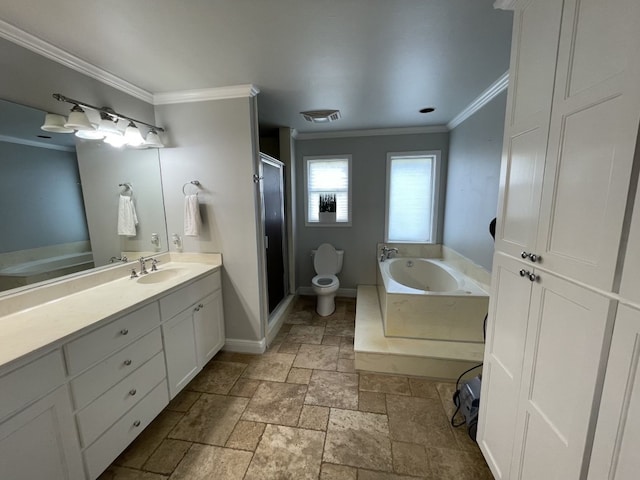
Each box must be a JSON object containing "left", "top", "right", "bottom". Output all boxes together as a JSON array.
[{"left": 0, "top": 253, "right": 224, "bottom": 480}]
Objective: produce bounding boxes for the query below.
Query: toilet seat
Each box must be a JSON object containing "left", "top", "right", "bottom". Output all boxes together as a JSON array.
[{"left": 312, "top": 274, "right": 338, "bottom": 288}]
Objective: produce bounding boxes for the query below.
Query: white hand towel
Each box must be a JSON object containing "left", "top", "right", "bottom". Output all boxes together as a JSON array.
[
  {"left": 117, "top": 195, "right": 138, "bottom": 236},
  {"left": 184, "top": 194, "right": 202, "bottom": 236}
]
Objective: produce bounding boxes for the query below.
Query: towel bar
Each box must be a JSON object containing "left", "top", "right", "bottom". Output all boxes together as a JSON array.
[{"left": 182, "top": 180, "right": 201, "bottom": 196}]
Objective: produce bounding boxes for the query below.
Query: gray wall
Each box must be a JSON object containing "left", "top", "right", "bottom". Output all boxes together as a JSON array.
[
  {"left": 295, "top": 133, "right": 449, "bottom": 291},
  {"left": 442, "top": 91, "right": 507, "bottom": 271},
  {"left": 0, "top": 38, "right": 154, "bottom": 124},
  {"left": 155, "top": 97, "right": 264, "bottom": 342},
  {"left": 0, "top": 141, "right": 88, "bottom": 253}
]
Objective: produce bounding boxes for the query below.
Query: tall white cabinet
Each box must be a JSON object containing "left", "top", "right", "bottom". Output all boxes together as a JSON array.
[{"left": 479, "top": 0, "right": 640, "bottom": 478}]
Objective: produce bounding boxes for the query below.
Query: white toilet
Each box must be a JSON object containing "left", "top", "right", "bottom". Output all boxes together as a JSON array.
[{"left": 311, "top": 243, "right": 344, "bottom": 316}]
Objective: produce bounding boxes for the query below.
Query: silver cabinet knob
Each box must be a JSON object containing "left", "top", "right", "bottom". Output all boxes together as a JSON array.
[
  {"left": 528, "top": 253, "right": 538, "bottom": 262},
  {"left": 198, "top": 303, "right": 204, "bottom": 309},
  {"left": 133, "top": 420, "right": 141, "bottom": 427},
  {"left": 120, "top": 328, "right": 129, "bottom": 335},
  {"left": 129, "top": 389, "right": 137, "bottom": 396},
  {"left": 194, "top": 306, "right": 200, "bottom": 312},
  {"left": 528, "top": 272, "right": 538, "bottom": 282},
  {"left": 519, "top": 269, "right": 528, "bottom": 277},
  {"left": 124, "top": 359, "right": 132, "bottom": 366},
  {"left": 521, "top": 251, "right": 529, "bottom": 259}
]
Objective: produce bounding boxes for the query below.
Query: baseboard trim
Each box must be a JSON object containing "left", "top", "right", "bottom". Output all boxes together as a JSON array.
[
  {"left": 224, "top": 337, "right": 267, "bottom": 354},
  {"left": 296, "top": 286, "right": 357, "bottom": 298}
]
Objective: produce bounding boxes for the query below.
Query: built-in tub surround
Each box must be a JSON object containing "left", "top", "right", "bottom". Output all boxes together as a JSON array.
[
  {"left": 0, "top": 252, "right": 221, "bottom": 369},
  {"left": 377, "top": 258, "right": 489, "bottom": 342}
]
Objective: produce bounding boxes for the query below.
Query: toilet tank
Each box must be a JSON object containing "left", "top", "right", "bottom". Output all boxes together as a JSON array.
[{"left": 311, "top": 248, "right": 344, "bottom": 274}]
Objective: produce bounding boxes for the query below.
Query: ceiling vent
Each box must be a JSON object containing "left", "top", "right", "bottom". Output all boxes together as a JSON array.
[{"left": 300, "top": 109, "right": 341, "bottom": 123}]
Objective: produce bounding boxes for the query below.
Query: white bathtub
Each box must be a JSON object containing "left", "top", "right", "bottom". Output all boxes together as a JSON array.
[
  {"left": 0, "top": 252, "right": 95, "bottom": 290},
  {"left": 376, "top": 258, "right": 489, "bottom": 342}
]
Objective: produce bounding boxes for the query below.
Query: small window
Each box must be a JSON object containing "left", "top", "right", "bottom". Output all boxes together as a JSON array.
[
  {"left": 385, "top": 151, "right": 440, "bottom": 243},
  {"left": 304, "top": 155, "right": 352, "bottom": 226}
]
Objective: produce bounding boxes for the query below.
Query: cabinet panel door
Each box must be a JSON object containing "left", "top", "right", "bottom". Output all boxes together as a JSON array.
[
  {"left": 162, "top": 308, "right": 199, "bottom": 399},
  {"left": 536, "top": 0, "right": 640, "bottom": 290},
  {"left": 495, "top": 0, "right": 563, "bottom": 260},
  {"left": 0, "top": 386, "right": 84, "bottom": 480},
  {"left": 588, "top": 305, "right": 640, "bottom": 479},
  {"left": 512, "top": 272, "right": 614, "bottom": 479},
  {"left": 478, "top": 253, "right": 533, "bottom": 480},
  {"left": 194, "top": 290, "right": 225, "bottom": 367}
]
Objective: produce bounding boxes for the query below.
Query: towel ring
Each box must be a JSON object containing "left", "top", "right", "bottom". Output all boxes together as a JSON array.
[
  {"left": 119, "top": 183, "right": 133, "bottom": 196},
  {"left": 182, "top": 180, "right": 201, "bottom": 196}
]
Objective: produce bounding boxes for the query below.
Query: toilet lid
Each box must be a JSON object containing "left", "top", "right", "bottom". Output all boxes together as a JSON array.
[{"left": 314, "top": 243, "right": 339, "bottom": 275}]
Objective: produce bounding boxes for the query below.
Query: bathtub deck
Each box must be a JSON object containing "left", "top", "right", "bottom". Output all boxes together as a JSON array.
[{"left": 355, "top": 285, "right": 485, "bottom": 380}]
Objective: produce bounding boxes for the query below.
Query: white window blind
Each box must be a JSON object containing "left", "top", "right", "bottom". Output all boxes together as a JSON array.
[
  {"left": 306, "top": 157, "right": 350, "bottom": 223},
  {"left": 386, "top": 153, "right": 438, "bottom": 242}
]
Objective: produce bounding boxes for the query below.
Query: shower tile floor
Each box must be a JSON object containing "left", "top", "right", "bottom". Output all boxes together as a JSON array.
[{"left": 99, "top": 296, "right": 493, "bottom": 480}]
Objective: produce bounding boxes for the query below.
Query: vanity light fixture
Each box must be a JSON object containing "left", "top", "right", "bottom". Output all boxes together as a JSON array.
[
  {"left": 300, "top": 109, "right": 341, "bottom": 123},
  {"left": 64, "top": 105, "right": 93, "bottom": 131},
  {"left": 41, "top": 113, "right": 74, "bottom": 133},
  {"left": 144, "top": 129, "right": 165, "bottom": 148},
  {"left": 48, "top": 93, "right": 166, "bottom": 148}
]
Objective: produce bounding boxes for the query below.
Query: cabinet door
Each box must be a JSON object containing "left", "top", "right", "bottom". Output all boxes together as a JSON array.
[
  {"left": 588, "top": 305, "right": 640, "bottom": 479},
  {"left": 194, "top": 290, "right": 225, "bottom": 367},
  {"left": 478, "top": 253, "right": 534, "bottom": 480},
  {"left": 620, "top": 184, "right": 640, "bottom": 305},
  {"left": 511, "top": 271, "right": 615, "bottom": 479},
  {"left": 495, "top": 0, "right": 563, "bottom": 260},
  {"left": 0, "top": 386, "right": 84, "bottom": 480},
  {"left": 162, "top": 308, "right": 199, "bottom": 399},
  {"left": 536, "top": 0, "right": 640, "bottom": 291}
]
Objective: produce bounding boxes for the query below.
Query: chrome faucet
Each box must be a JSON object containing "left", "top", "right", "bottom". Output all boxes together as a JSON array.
[
  {"left": 380, "top": 246, "right": 399, "bottom": 262},
  {"left": 139, "top": 256, "right": 149, "bottom": 275}
]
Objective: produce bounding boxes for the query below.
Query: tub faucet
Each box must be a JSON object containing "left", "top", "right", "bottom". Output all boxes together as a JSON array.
[{"left": 380, "top": 246, "right": 398, "bottom": 262}]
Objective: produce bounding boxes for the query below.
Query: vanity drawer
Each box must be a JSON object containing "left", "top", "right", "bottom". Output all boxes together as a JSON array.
[
  {"left": 76, "top": 352, "right": 166, "bottom": 447},
  {"left": 70, "top": 328, "right": 163, "bottom": 410},
  {"left": 65, "top": 302, "right": 161, "bottom": 375},
  {"left": 83, "top": 380, "right": 168, "bottom": 480},
  {"left": 159, "top": 270, "right": 220, "bottom": 320},
  {"left": 0, "top": 349, "right": 66, "bottom": 421}
]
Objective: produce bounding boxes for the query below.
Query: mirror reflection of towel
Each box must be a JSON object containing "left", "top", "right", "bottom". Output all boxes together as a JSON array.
[
  {"left": 117, "top": 195, "right": 138, "bottom": 236},
  {"left": 184, "top": 194, "right": 201, "bottom": 236}
]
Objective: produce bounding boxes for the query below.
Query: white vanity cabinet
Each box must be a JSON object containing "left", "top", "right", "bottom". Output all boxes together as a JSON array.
[
  {"left": 161, "top": 270, "right": 224, "bottom": 398},
  {"left": 0, "top": 350, "right": 84, "bottom": 480},
  {"left": 64, "top": 302, "right": 168, "bottom": 479}
]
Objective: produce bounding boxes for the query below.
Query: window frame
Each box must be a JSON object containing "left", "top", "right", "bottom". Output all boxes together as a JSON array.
[
  {"left": 384, "top": 150, "right": 441, "bottom": 244},
  {"left": 303, "top": 154, "right": 353, "bottom": 227}
]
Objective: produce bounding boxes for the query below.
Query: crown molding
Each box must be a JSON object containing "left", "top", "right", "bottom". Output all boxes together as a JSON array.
[
  {"left": 0, "top": 134, "right": 75, "bottom": 152},
  {"left": 493, "top": 0, "right": 517, "bottom": 10},
  {"left": 447, "top": 71, "right": 509, "bottom": 130},
  {"left": 295, "top": 125, "right": 449, "bottom": 141},
  {"left": 0, "top": 19, "right": 153, "bottom": 104},
  {"left": 153, "top": 84, "right": 260, "bottom": 105}
]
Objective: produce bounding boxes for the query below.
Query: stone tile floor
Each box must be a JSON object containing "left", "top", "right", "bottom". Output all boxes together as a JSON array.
[{"left": 99, "top": 296, "right": 493, "bottom": 480}]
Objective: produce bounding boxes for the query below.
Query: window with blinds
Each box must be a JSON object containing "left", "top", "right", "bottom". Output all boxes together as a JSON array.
[
  {"left": 385, "top": 151, "right": 440, "bottom": 243},
  {"left": 304, "top": 155, "right": 352, "bottom": 225}
]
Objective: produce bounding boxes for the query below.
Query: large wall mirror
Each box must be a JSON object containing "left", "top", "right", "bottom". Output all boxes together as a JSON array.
[{"left": 0, "top": 98, "right": 168, "bottom": 293}]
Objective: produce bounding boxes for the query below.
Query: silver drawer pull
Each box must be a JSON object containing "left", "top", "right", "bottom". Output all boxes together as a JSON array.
[
  {"left": 120, "top": 328, "right": 129, "bottom": 335},
  {"left": 123, "top": 359, "right": 132, "bottom": 366},
  {"left": 198, "top": 303, "right": 204, "bottom": 309},
  {"left": 129, "top": 388, "right": 137, "bottom": 396},
  {"left": 133, "top": 420, "right": 141, "bottom": 427}
]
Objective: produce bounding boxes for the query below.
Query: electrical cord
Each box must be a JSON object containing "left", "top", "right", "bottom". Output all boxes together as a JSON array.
[{"left": 450, "top": 313, "right": 488, "bottom": 430}]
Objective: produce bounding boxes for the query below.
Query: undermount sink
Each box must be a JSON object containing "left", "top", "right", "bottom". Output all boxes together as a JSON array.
[{"left": 136, "top": 268, "right": 185, "bottom": 284}]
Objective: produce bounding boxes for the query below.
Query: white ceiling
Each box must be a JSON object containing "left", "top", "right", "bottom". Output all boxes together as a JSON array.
[{"left": 0, "top": 0, "right": 513, "bottom": 133}]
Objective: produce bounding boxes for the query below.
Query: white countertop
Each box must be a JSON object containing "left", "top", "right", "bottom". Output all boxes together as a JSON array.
[{"left": 0, "top": 254, "right": 221, "bottom": 371}]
